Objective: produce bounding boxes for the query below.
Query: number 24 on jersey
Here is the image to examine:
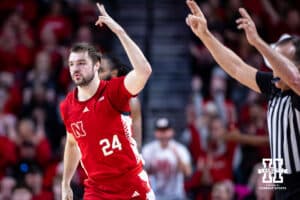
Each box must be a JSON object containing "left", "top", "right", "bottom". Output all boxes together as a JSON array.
[{"left": 99, "top": 134, "right": 122, "bottom": 156}]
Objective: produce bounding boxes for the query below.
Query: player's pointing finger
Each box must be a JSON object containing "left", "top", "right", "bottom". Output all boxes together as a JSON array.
[
  {"left": 96, "top": 3, "right": 102, "bottom": 13},
  {"left": 186, "top": 0, "right": 203, "bottom": 17},
  {"left": 96, "top": 3, "right": 109, "bottom": 16}
]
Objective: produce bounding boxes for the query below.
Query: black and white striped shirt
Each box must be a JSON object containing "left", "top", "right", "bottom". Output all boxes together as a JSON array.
[{"left": 256, "top": 71, "right": 300, "bottom": 174}]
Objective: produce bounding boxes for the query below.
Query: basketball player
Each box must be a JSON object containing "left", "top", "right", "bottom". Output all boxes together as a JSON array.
[{"left": 60, "top": 3, "right": 154, "bottom": 200}]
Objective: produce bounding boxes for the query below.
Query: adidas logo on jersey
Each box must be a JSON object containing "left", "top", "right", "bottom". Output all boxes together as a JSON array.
[
  {"left": 131, "top": 191, "right": 140, "bottom": 198},
  {"left": 83, "top": 107, "right": 89, "bottom": 113}
]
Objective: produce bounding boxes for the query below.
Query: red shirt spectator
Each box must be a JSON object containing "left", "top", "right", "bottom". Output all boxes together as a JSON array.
[
  {"left": 0, "top": 136, "right": 17, "bottom": 179},
  {"left": 38, "top": 1, "right": 72, "bottom": 44}
]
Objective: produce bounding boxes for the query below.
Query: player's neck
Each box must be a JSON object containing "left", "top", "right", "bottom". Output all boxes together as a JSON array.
[{"left": 77, "top": 77, "right": 100, "bottom": 102}]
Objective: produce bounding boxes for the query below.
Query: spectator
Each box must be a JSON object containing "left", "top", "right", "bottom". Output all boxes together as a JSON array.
[
  {"left": 21, "top": 82, "right": 62, "bottom": 151},
  {"left": 38, "top": 26, "right": 64, "bottom": 82},
  {"left": 142, "top": 117, "right": 192, "bottom": 200},
  {"left": 185, "top": 116, "right": 236, "bottom": 200},
  {"left": 75, "top": 25, "right": 93, "bottom": 43},
  {"left": 0, "top": 72, "right": 23, "bottom": 115},
  {"left": 211, "top": 180, "right": 235, "bottom": 200},
  {"left": 0, "top": 11, "right": 34, "bottom": 73},
  {"left": 0, "top": 135, "right": 17, "bottom": 179},
  {"left": 0, "top": 85, "right": 17, "bottom": 140},
  {"left": 182, "top": 74, "right": 237, "bottom": 164},
  {"left": 11, "top": 185, "right": 33, "bottom": 200},
  {"left": 76, "top": 0, "right": 98, "bottom": 25},
  {"left": 0, "top": 176, "right": 17, "bottom": 200},
  {"left": 24, "top": 165, "right": 52, "bottom": 200},
  {"left": 207, "top": 68, "right": 237, "bottom": 126},
  {"left": 16, "top": 118, "right": 51, "bottom": 169},
  {"left": 38, "top": 0, "right": 72, "bottom": 44}
]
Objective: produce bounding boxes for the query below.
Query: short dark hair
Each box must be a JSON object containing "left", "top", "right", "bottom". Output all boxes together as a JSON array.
[
  {"left": 70, "top": 43, "right": 101, "bottom": 65},
  {"left": 101, "top": 54, "right": 120, "bottom": 70},
  {"left": 101, "top": 54, "right": 132, "bottom": 76},
  {"left": 276, "top": 36, "right": 300, "bottom": 65}
]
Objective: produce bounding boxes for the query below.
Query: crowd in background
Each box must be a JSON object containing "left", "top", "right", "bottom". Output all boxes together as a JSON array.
[{"left": 0, "top": 0, "right": 299, "bottom": 199}]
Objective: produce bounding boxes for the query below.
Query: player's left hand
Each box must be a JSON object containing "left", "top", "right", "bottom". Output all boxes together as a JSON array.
[
  {"left": 95, "top": 3, "right": 124, "bottom": 35},
  {"left": 236, "top": 8, "right": 261, "bottom": 46}
]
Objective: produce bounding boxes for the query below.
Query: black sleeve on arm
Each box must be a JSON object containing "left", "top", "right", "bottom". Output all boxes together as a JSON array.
[
  {"left": 255, "top": 71, "right": 274, "bottom": 96},
  {"left": 291, "top": 94, "right": 300, "bottom": 111}
]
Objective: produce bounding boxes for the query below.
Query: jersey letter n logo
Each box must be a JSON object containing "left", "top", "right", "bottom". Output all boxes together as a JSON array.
[{"left": 71, "top": 121, "right": 87, "bottom": 138}]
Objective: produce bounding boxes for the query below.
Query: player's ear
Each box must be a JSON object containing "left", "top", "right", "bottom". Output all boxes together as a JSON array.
[{"left": 94, "top": 61, "right": 101, "bottom": 71}]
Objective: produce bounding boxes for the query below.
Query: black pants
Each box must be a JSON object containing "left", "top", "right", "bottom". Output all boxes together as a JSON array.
[{"left": 275, "top": 172, "right": 300, "bottom": 200}]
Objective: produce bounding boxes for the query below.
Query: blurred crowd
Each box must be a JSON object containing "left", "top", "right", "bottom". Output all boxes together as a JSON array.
[{"left": 0, "top": 0, "right": 299, "bottom": 199}]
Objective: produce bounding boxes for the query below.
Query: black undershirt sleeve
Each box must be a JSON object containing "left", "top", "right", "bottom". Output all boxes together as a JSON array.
[
  {"left": 291, "top": 93, "right": 300, "bottom": 111},
  {"left": 255, "top": 71, "right": 274, "bottom": 97}
]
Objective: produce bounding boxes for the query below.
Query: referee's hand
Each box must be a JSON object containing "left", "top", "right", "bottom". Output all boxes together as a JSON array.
[{"left": 236, "top": 8, "right": 261, "bottom": 47}]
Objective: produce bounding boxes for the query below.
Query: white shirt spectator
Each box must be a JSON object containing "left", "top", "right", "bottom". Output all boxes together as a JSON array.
[{"left": 142, "top": 140, "right": 191, "bottom": 200}]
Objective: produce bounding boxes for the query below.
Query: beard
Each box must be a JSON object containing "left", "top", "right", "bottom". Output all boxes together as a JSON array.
[{"left": 72, "top": 72, "right": 95, "bottom": 87}]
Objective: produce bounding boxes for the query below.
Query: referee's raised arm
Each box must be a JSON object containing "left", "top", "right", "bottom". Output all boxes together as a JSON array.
[
  {"left": 185, "top": 0, "right": 261, "bottom": 93},
  {"left": 236, "top": 7, "right": 300, "bottom": 95}
]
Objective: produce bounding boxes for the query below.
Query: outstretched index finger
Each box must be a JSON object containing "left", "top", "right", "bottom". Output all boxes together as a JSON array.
[
  {"left": 186, "top": 0, "right": 204, "bottom": 17},
  {"left": 238, "top": 8, "right": 252, "bottom": 20},
  {"left": 96, "top": 3, "right": 109, "bottom": 16}
]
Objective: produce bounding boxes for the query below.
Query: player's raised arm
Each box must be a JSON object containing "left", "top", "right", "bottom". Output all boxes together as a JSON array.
[
  {"left": 236, "top": 8, "right": 300, "bottom": 95},
  {"left": 95, "top": 3, "right": 152, "bottom": 95},
  {"left": 62, "top": 133, "right": 81, "bottom": 200},
  {"left": 185, "top": 0, "right": 260, "bottom": 93}
]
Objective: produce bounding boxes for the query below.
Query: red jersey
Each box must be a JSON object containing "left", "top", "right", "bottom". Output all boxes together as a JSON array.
[{"left": 60, "top": 77, "right": 150, "bottom": 199}]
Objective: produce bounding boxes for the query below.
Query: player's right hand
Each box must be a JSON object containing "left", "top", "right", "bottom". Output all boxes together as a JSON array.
[
  {"left": 95, "top": 3, "right": 124, "bottom": 35},
  {"left": 185, "top": 0, "right": 209, "bottom": 38},
  {"left": 62, "top": 185, "right": 73, "bottom": 200}
]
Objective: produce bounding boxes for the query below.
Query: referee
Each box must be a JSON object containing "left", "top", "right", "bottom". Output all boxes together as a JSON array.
[{"left": 186, "top": 1, "right": 300, "bottom": 199}]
